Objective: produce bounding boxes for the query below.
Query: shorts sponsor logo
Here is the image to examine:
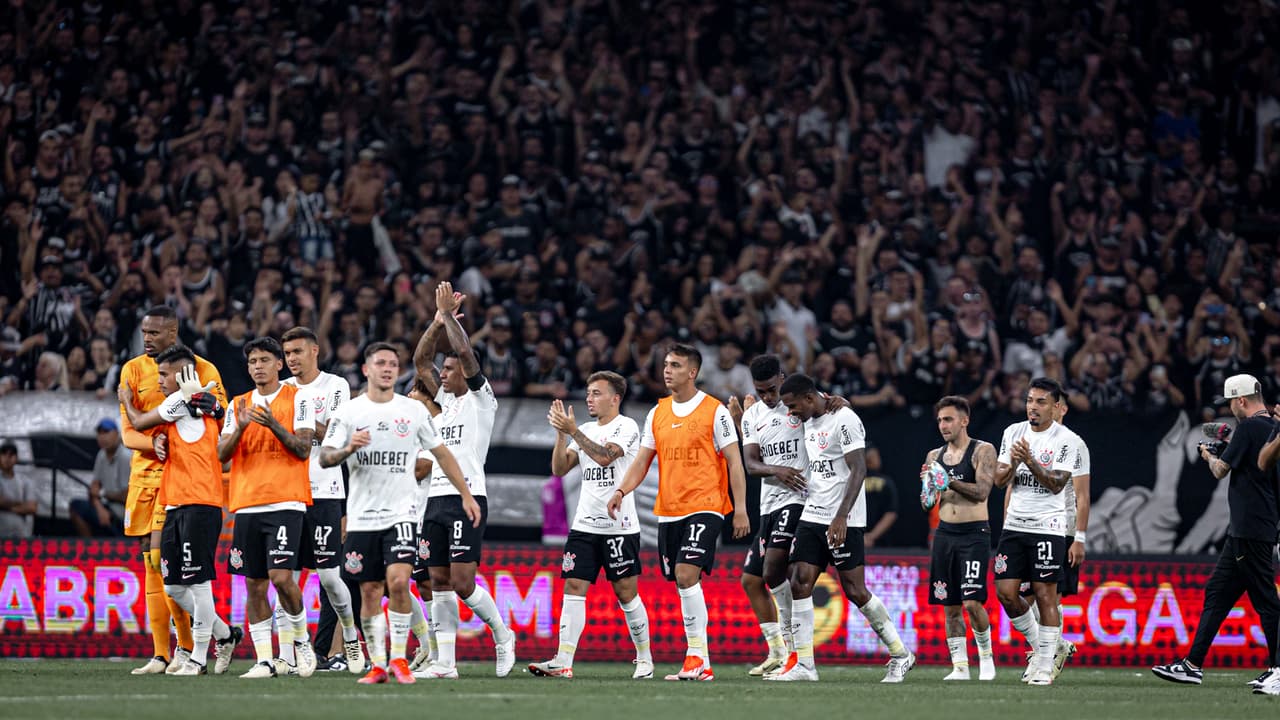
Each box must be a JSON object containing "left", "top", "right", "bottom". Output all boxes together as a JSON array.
[
  {"left": 932, "top": 580, "right": 947, "bottom": 600},
  {"left": 561, "top": 552, "right": 577, "bottom": 573},
  {"left": 393, "top": 418, "right": 411, "bottom": 438},
  {"left": 344, "top": 551, "right": 364, "bottom": 574},
  {"left": 993, "top": 553, "right": 1008, "bottom": 574},
  {"left": 229, "top": 548, "right": 244, "bottom": 569}
]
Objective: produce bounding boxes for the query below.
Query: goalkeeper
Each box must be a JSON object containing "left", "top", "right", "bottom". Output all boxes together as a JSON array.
[
  {"left": 120, "top": 345, "right": 240, "bottom": 675},
  {"left": 919, "top": 395, "right": 997, "bottom": 682}
]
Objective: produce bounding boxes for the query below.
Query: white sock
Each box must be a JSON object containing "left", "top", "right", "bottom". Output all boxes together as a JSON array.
[
  {"left": 388, "top": 610, "right": 412, "bottom": 661},
  {"left": 190, "top": 582, "right": 225, "bottom": 666},
  {"left": 677, "top": 583, "right": 709, "bottom": 662},
  {"left": 761, "top": 622, "right": 786, "bottom": 657},
  {"left": 974, "top": 627, "right": 993, "bottom": 658},
  {"left": 319, "top": 568, "right": 357, "bottom": 642},
  {"left": 857, "top": 594, "right": 907, "bottom": 657},
  {"left": 361, "top": 614, "right": 387, "bottom": 668},
  {"left": 248, "top": 618, "right": 273, "bottom": 663},
  {"left": 1030, "top": 600, "right": 1042, "bottom": 624},
  {"left": 793, "top": 596, "right": 816, "bottom": 667},
  {"left": 947, "top": 636, "right": 969, "bottom": 669},
  {"left": 463, "top": 586, "right": 512, "bottom": 643},
  {"left": 619, "top": 596, "right": 651, "bottom": 661},
  {"left": 770, "top": 580, "right": 795, "bottom": 652},
  {"left": 431, "top": 591, "right": 459, "bottom": 668},
  {"left": 275, "top": 603, "right": 295, "bottom": 665},
  {"left": 1010, "top": 608, "right": 1039, "bottom": 648},
  {"left": 409, "top": 595, "right": 431, "bottom": 646},
  {"left": 555, "top": 595, "right": 586, "bottom": 667},
  {"left": 164, "top": 585, "right": 195, "bottom": 615},
  {"left": 287, "top": 610, "right": 308, "bottom": 644},
  {"left": 1037, "top": 624, "right": 1060, "bottom": 667}
]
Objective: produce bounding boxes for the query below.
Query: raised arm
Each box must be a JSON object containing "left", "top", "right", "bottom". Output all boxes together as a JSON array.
[
  {"left": 413, "top": 317, "right": 445, "bottom": 395},
  {"left": 436, "top": 281, "right": 480, "bottom": 377},
  {"left": 249, "top": 404, "right": 313, "bottom": 460},
  {"left": 1012, "top": 438, "right": 1070, "bottom": 493}
]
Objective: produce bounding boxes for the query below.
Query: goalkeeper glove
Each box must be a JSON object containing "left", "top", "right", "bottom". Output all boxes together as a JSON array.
[
  {"left": 188, "top": 392, "right": 224, "bottom": 420},
  {"left": 177, "top": 364, "right": 217, "bottom": 402}
]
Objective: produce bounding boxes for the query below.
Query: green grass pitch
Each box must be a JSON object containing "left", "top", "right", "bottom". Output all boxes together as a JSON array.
[{"left": 1, "top": 660, "right": 1276, "bottom": 720}]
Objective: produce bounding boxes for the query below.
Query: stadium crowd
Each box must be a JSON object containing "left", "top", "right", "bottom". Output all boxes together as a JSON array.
[{"left": 0, "top": 0, "right": 1278, "bottom": 425}]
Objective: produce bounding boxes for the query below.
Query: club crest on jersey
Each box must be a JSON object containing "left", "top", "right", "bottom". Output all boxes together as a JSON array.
[
  {"left": 229, "top": 548, "right": 243, "bottom": 569},
  {"left": 393, "top": 418, "right": 411, "bottom": 438},
  {"left": 344, "top": 551, "right": 364, "bottom": 574},
  {"left": 814, "top": 431, "right": 830, "bottom": 450},
  {"left": 561, "top": 552, "right": 576, "bottom": 573},
  {"left": 313, "top": 397, "right": 324, "bottom": 413},
  {"left": 418, "top": 539, "right": 430, "bottom": 560},
  {"left": 787, "top": 415, "right": 801, "bottom": 429},
  {"left": 932, "top": 580, "right": 947, "bottom": 600},
  {"left": 160, "top": 558, "right": 169, "bottom": 578},
  {"left": 1038, "top": 448, "right": 1053, "bottom": 467},
  {"left": 993, "top": 553, "right": 1008, "bottom": 574}
]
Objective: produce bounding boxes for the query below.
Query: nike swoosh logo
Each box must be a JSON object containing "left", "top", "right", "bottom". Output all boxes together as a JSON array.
[
  {"left": 1038, "top": 572, "right": 1053, "bottom": 578},
  {"left": 1236, "top": 556, "right": 1246, "bottom": 561},
  {"left": 182, "top": 573, "right": 196, "bottom": 580},
  {"left": 755, "top": 424, "right": 767, "bottom": 432},
  {"left": 396, "top": 553, "right": 412, "bottom": 559},
  {"left": 451, "top": 552, "right": 464, "bottom": 558},
  {"left": 671, "top": 423, "right": 682, "bottom": 428},
  {"left": 963, "top": 590, "right": 976, "bottom": 596},
  {"left": 273, "top": 558, "right": 289, "bottom": 565}
]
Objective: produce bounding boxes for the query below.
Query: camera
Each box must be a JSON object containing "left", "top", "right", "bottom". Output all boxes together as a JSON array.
[{"left": 1198, "top": 422, "right": 1232, "bottom": 457}]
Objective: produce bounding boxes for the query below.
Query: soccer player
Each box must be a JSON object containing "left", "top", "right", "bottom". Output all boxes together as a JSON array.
[
  {"left": 412, "top": 282, "right": 515, "bottom": 679},
  {"left": 993, "top": 378, "right": 1081, "bottom": 686},
  {"left": 118, "top": 305, "right": 225, "bottom": 674},
  {"left": 922, "top": 396, "right": 996, "bottom": 681},
  {"left": 528, "top": 371, "right": 653, "bottom": 680},
  {"left": 320, "top": 342, "right": 480, "bottom": 685},
  {"left": 768, "top": 373, "right": 914, "bottom": 683},
  {"left": 728, "top": 355, "right": 807, "bottom": 677},
  {"left": 119, "top": 346, "right": 240, "bottom": 675},
  {"left": 280, "top": 326, "right": 364, "bottom": 676},
  {"left": 217, "top": 337, "right": 316, "bottom": 679},
  {"left": 608, "top": 343, "right": 750, "bottom": 682}
]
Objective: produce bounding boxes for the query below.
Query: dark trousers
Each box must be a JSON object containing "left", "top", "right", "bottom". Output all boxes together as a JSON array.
[
  {"left": 314, "top": 574, "right": 362, "bottom": 657},
  {"left": 1187, "top": 536, "right": 1280, "bottom": 667}
]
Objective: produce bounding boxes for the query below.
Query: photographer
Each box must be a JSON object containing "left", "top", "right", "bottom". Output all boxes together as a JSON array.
[{"left": 1153, "top": 374, "right": 1280, "bottom": 687}]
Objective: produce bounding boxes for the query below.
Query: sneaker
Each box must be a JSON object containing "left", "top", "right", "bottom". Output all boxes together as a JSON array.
[
  {"left": 978, "top": 655, "right": 996, "bottom": 681},
  {"left": 495, "top": 633, "right": 516, "bottom": 678},
  {"left": 165, "top": 649, "right": 192, "bottom": 675},
  {"left": 633, "top": 658, "right": 654, "bottom": 680},
  {"left": 527, "top": 659, "right": 573, "bottom": 678},
  {"left": 240, "top": 661, "right": 278, "bottom": 679},
  {"left": 131, "top": 656, "right": 169, "bottom": 675},
  {"left": 943, "top": 666, "right": 971, "bottom": 681},
  {"left": 1021, "top": 651, "right": 1036, "bottom": 683},
  {"left": 749, "top": 653, "right": 785, "bottom": 677},
  {"left": 882, "top": 652, "right": 916, "bottom": 683},
  {"left": 1248, "top": 668, "right": 1276, "bottom": 689},
  {"left": 320, "top": 657, "right": 348, "bottom": 673},
  {"left": 412, "top": 663, "right": 459, "bottom": 680},
  {"left": 1151, "top": 659, "right": 1203, "bottom": 685},
  {"left": 388, "top": 658, "right": 415, "bottom": 684},
  {"left": 666, "top": 655, "right": 714, "bottom": 681},
  {"left": 1027, "top": 660, "right": 1054, "bottom": 686},
  {"left": 1254, "top": 670, "right": 1280, "bottom": 696},
  {"left": 272, "top": 658, "right": 297, "bottom": 677},
  {"left": 766, "top": 652, "right": 797, "bottom": 679},
  {"left": 764, "top": 661, "right": 818, "bottom": 682},
  {"left": 358, "top": 667, "right": 388, "bottom": 685},
  {"left": 213, "top": 627, "right": 242, "bottom": 675},
  {"left": 169, "top": 660, "right": 207, "bottom": 676},
  {"left": 1052, "top": 640, "right": 1077, "bottom": 679},
  {"left": 294, "top": 641, "right": 317, "bottom": 678},
  {"left": 344, "top": 640, "right": 367, "bottom": 675},
  {"left": 408, "top": 645, "right": 432, "bottom": 672}
]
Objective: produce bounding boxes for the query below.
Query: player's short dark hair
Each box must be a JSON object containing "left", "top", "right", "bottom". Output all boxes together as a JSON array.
[
  {"left": 244, "top": 336, "right": 284, "bottom": 360},
  {"left": 779, "top": 373, "right": 818, "bottom": 398},
  {"left": 935, "top": 395, "right": 970, "bottom": 416},
  {"left": 668, "top": 343, "right": 702, "bottom": 371},
  {"left": 143, "top": 305, "right": 177, "bottom": 322},
  {"left": 364, "top": 341, "right": 398, "bottom": 361},
  {"left": 587, "top": 370, "right": 627, "bottom": 400},
  {"left": 155, "top": 345, "right": 195, "bottom": 368},
  {"left": 281, "top": 326, "right": 318, "bottom": 345},
  {"left": 749, "top": 355, "right": 782, "bottom": 382},
  {"left": 1028, "top": 377, "right": 1064, "bottom": 402}
]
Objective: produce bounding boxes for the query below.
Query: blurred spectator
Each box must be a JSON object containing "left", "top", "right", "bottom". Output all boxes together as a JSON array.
[
  {"left": 0, "top": 441, "right": 36, "bottom": 538},
  {"left": 69, "top": 419, "right": 129, "bottom": 538},
  {"left": 862, "top": 444, "right": 898, "bottom": 549}
]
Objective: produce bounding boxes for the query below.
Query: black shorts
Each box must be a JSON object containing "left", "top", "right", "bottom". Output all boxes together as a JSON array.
[
  {"left": 994, "top": 530, "right": 1065, "bottom": 584},
  {"left": 561, "top": 530, "right": 642, "bottom": 583},
  {"left": 656, "top": 513, "right": 722, "bottom": 581},
  {"left": 928, "top": 520, "right": 991, "bottom": 605},
  {"left": 421, "top": 495, "right": 488, "bottom": 568},
  {"left": 342, "top": 520, "right": 418, "bottom": 583},
  {"left": 160, "top": 505, "right": 222, "bottom": 585},
  {"left": 743, "top": 503, "right": 803, "bottom": 577},
  {"left": 1020, "top": 534, "right": 1080, "bottom": 597},
  {"left": 789, "top": 520, "right": 865, "bottom": 572},
  {"left": 229, "top": 509, "right": 305, "bottom": 579},
  {"left": 300, "top": 499, "right": 344, "bottom": 570}
]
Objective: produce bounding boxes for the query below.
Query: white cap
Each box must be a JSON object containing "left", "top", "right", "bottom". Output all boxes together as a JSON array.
[{"left": 1223, "top": 374, "right": 1261, "bottom": 400}]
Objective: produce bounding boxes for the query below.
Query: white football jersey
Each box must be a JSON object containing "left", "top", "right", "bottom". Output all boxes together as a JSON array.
[
  {"left": 285, "top": 371, "right": 351, "bottom": 499},
  {"left": 740, "top": 399, "right": 807, "bottom": 514},
  {"left": 568, "top": 415, "right": 641, "bottom": 535},
  {"left": 1058, "top": 424, "right": 1090, "bottom": 534},
  {"left": 323, "top": 394, "right": 442, "bottom": 532},
  {"left": 800, "top": 407, "right": 867, "bottom": 526},
  {"left": 998, "top": 421, "right": 1080, "bottom": 537},
  {"left": 428, "top": 379, "right": 498, "bottom": 498}
]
